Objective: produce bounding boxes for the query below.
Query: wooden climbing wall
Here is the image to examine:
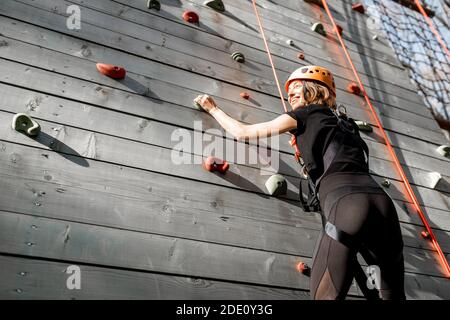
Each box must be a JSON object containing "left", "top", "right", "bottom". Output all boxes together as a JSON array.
[{"left": 0, "top": 0, "right": 449, "bottom": 299}]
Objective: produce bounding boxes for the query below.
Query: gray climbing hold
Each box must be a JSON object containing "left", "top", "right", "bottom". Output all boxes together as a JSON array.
[
  {"left": 11, "top": 113, "right": 41, "bottom": 136},
  {"left": 265, "top": 174, "right": 287, "bottom": 196},
  {"left": 311, "top": 22, "right": 326, "bottom": 36},
  {"left": 372, "top": 34, "right": 379, "bottom": 40},
  {"left": 193, "top": 100, "right": 205, "bottom": 112},
  {"left": 147, "top": 0, "right": 160, "bottom": 10},
  {"left": 436, "top": 145, "right": 450, "bottom": 157},
  {"left": 204, "top": 0, "right": 225, "bottom": 12},
  {"left": 231, "top": 52, "right": 245, "bottom": 63},
  {"left": 354, "top": 120, "right": 373, "bottom": 132},
  {"left": 428, "top": 171, "right": 442, "bottom": 189},
  {"left": 381, "top": 179, "right": 390, "bottom": 188}
]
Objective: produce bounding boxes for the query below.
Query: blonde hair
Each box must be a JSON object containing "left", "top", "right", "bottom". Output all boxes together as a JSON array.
[{"left": 298, "top": 81, "right": 336, "bottom": 109}]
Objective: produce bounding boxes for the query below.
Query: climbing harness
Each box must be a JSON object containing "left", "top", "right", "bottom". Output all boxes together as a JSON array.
[
  {"left": 320, "top": 0, "right": 450, "bottom": 277},
  {"left": 297, "top": 106, "right": 369, "bottom": 213}
]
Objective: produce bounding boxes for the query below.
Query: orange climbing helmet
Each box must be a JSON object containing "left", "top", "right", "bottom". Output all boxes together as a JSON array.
[{"left": 285, "top": 65, "right": 336, "bottom": 96}]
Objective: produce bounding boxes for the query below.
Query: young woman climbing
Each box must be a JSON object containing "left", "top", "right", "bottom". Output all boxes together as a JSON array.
[{"left": 194, "top": 65, "right": 405, "bottom": 300}]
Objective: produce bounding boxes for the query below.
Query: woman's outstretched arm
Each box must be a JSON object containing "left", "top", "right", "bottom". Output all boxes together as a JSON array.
[{"left": 194, "top": 94, "right": 297, "bottom": 141}]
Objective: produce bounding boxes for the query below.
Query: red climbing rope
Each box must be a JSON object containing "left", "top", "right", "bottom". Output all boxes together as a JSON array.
[
  {"left": 250, "top": 0, "right": 302, "bottom": 160},
  {"left": 320, "top": 0, "right": 450, "bottom": 277},
  {"left": 413, "top": 0, "right": 450, "bottom": 58}
]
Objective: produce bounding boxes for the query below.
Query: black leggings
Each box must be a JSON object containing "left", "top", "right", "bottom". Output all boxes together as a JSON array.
[{"left": 310, "top": 173, "right": 405, "bottom": 300}]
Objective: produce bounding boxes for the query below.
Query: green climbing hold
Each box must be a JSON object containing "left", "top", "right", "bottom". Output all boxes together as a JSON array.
[
  {"left": 381, "top": 179, "right": 390, "bottom": 188},
  {"left": 231, "top": 52, "right": 245, "bottom": 63},
  {"left": 11, "top": 113, "right": 41, "bottom": 137},
  {"left": 311, "top": 22, "right": 326, "bottom": 36},
  {"left": 147, "top": 0, "right": 160, "bottom": 11},
  {"left": 204, "top": 0, "right": 225, "bottom": 12},
  {"left": 265, "top": 174, "right": 287, "bottom": 196},
  {"left": 436, "top": 145, "right": 450, "bottom": 157},
  {"left": 354, "top": 120, "right": 373, "bottom": 132},
  {"left": 193, "top": 100, "right": 205, "bottom": 112}
]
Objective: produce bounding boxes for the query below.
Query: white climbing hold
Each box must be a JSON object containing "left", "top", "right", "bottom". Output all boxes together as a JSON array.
[
  {"left": 427, "top": 171, "right": 442, "bottom": 189},
  {"left": 286, "top": 39, "right": 295, "bottom": 46},
  {"left": 436, "top": 145, "right": 450, "bottom": 157},
  {"left": 265, "top": 174, "right": 287, "bottom": 196}
]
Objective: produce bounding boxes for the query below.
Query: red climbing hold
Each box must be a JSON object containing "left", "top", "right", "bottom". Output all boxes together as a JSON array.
[
  {"left": 421, "top": 230, "right": 431, "bottom": 239},
  {"left": 182, "top": 10, "right": 199, "bottom": 24},
  {"left": 96, "top": 63, "right": 126, "bottom": 79},
  {"left": 296, "top": 262, "right": 309, "bottom": 274},
  {"left": 297, "top": 52, "right": 305, "bottom": 60},
  {"left": 240, "top": 92, "right": 250, "bottom": 99},
  {"left": 336, "top": 25, "right": 343, "bottom": 36},
  {"left": 203, "top": 156, "right": 229, "bottom": 173},
  {"left": 352, "top": 3, "right": 365, "bottom": 14},
  {"left": 347, "top": 82, "right": 361, "bottom": 95}
]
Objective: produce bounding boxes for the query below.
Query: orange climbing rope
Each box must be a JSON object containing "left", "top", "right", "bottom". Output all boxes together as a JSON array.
[
  {"left": 250, "top": 0, "right": 302, "bottom": 161},
  {"left": 413, "top": 0, "right": 450, "bottom": 58},
  {"left": 320, "top": 0, "right": 450, "bottom": 277}
]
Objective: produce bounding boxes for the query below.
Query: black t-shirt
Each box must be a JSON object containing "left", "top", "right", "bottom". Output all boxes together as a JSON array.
[{"left": 286, "top": 104, "right": 369, "bottom": 183}]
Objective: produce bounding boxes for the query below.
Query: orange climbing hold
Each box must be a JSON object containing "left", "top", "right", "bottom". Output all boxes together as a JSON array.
[
  {"left": 240, "top": 92, "right": 250, "bottom": 99},
  {"left": 96, "top": 63, "right": 126, "bottom": 79},
  {"left": 352, "top": 3, "right": 365, "bottom": 14},
  {"left": 182, "top": 11, "right": 199, "bottom": 24},
  {"left": 203, "top": 156, "right": 229, "bottom": 173},
  {"left": 347, "top": 82, "right": 361, "bottom": 95},
  {"left": 421, "top": 230, "right": 431, "bottom": 239},
  {"left": 296, "top": 262, "right": 309, "bottom": 274}
]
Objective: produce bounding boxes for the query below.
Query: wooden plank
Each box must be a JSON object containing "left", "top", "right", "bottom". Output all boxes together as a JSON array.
[
  {"left": 1, "top": 52, "right": 449, "bottom": 198},
  {"left": 174, "top": 0, "right": 402, "bottom": 71},
  {"left": 0, "top": 42, "right": 444, "bottom": 162},
  {"left": 263, "top": 0, "right": 405, "bottom": 70},
  {"left": 2, "top": 106, "right": 450, "bottom": 217},
  {"left": 2, "top": 80, "right": 450, "bottom": 192},
  {"left": 0, "top": 141, "right": 449, "bottom": 257},
  {"left": 2, "top": 255, "right": 448, "bottom": 299},
  {"left": 0, "top": 110, "right": 304, "bottom": 202},
  {"left": 63, "top": 0, "right": 433, "bottom": 118},
  {"left": 0, "top": 27, "right": 446, "bottom": 146},
  {"left": 90, "top": 0, "right": 420, "bottom": 104},
  {"left": 0, "top": 210, "right": 447, "bottom": 289},
  {"left": 118, "top": 0, "right": 419, "bottom": 97},
  {"left": 2, "top": 0, "right": 439, "bottom": 124},
  {"left": 185, "top": 0, "right": 401, "bottom": 67},
  {"left": 0, "top": 74, "right": 450, "bottom": 192},
  {"left": 0, "top": 210, "right": 315, "bottom": 291},
  {"left": 240, "top": 0, "right": 399, "bottom": 57},
  {"left": 0, "top": 255, "right": 311, "bottom": 299}
]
